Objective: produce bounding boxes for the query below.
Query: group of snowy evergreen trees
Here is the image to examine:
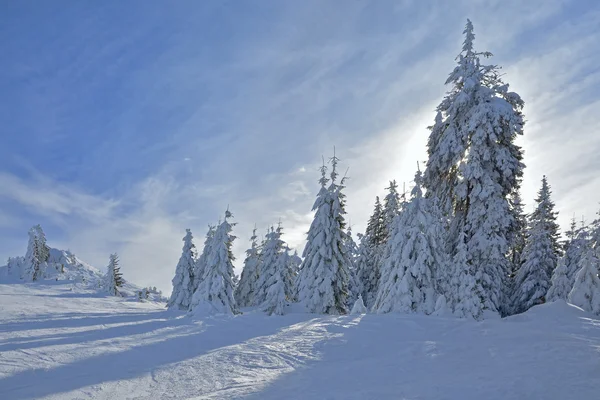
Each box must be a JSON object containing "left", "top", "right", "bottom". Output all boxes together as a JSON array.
[
  {"left": 168, "top": 210, "right": 301, "bottom": 316},
  {"left": 169, "top": 20, "right": 600, "bottom": 318}
]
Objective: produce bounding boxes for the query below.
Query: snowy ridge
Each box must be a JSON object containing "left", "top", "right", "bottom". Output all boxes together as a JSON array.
[
  {"left": 0, "top": 247, "right": 165, "bottom": 302},
  {"left": 0, "top": 282, "right": 599, "bottom": 399}
]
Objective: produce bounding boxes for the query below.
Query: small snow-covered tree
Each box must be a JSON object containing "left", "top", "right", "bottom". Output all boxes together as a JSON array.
[
  {"left": 373, "top": 170, "right": 445, "bottom": 315},
  {"left": 529, "top": 176, "right": 562, "bottom": 275},
  {"left": 168, "top": 229, "right": 197, "bottom": 310},
  {"left": 568, "top": 245, "right": 600, "bottom": 315},
  {"left": 547, "top": 219, "right": 588, "bottom": 301},
  {"left": 234, "top": 227, "right": 262, "bottom": 307},
  {"left": 512, "top": 177, "right": 560, "bottom": 314},
  {"left": 105, "top": 253, "right": 123, "bottom": 296},
  {"left": 193, "top": 224, "right": 216, "bottom": 294},
  {"left": 190, "top": 210, "right": 239, "bottom": 315},
  {"left": 296, "top": 155, "right": 352, "bottom": 314},
  {"left": 350, "top": 294, "right": 367, "bottom": 314},
  {"left": 257, "top": 226, "right": 295, "bottom": 315},
  {"left": 25, "top": 224, "right": 50, "bottom": 281}
]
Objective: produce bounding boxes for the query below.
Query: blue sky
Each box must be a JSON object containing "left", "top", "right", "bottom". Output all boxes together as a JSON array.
[{"left": 1, "top": 0, "right": 599, "bottom": 294}]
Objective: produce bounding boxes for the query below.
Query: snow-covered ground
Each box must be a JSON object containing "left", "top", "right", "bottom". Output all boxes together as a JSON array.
[{"left": 1, "top": 282, "right": 599, "bottom": 400}]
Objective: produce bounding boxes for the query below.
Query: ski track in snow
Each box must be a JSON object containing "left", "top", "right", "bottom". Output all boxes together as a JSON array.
[{"left": 1, "top": 283, "right": 600, "bottom": 399}]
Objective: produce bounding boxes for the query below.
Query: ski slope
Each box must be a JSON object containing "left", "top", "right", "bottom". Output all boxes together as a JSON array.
[{"left": 1, "top": 282, "right": 599, "bottom": 399}]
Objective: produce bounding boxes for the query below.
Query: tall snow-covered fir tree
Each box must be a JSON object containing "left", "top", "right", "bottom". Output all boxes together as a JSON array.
[
  {"left": 234, "top": 227, "right": 262, "bottom": 307},
  {"left": 422, "top": 20, "right": 525, "bottom": 316},
  {"left": 193, "top": 224, "right": 216, "bottom": 294},
  {"left": 568, "top": 243, "right": 600, "bottom": 315},
  {"left": 296, "top": 155, "right": 352, "bottom": 314},
  {"left": 105, "top": 253, "right": 123, "bottom": 296},
  {"left": 167, "top": 229, "right": 197, "bottom": 310},
  {"left": 25, "top": 224, "right": 50, "bottom": 281},
  {"left": 256, "top": 225, "right": 295, "bottom": 315},
  {"left": 190, "top": 210, "right": 239, "bottom": 315},
  {"left": 356, "top": 197, "right": 385, "bottom": 307},
  {"left": 512, "top": 177, "right": 560, "bottom": 314},
  {"left": 547, "top": 219, "right": 588, "bottom": 301},
  {"left": 373, "top": 170, "right": 446, "bottom": 315}
]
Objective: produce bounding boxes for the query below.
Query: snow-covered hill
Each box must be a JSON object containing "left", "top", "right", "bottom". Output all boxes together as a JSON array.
[
  {"left": 0, "top": 247, "right": 165, "bottom": 302},
  {"left": 0, "top": 282, "right": 599, "bottom": 399}
]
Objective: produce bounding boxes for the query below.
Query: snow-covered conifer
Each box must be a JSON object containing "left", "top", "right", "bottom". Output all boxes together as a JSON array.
[
  {"left": 193, "top": 225, "right": 215, "bottom": 294},
  {"left": 529, "top": 176, "right": 562, "bottom": 273},
  {"left": 568, "top": 245, "right": 600, "bottom": 315},
  {"left": 373, "top": 170, "right": 445, "bottom": 315},
  {"left": 382, "top": 180, "right": 401, "bottom": 241},
  {"left": 423, "top": 20, "right": 525, "bottom": 315},
  {"left": 256, "top": 226, "right": 295, "bottom": 315},
  {"left": 25, "top": 224, "right": 50, "bottom": 281},
  {"left": 356, "top": 198, "right": 385, "bottom": 307},
  {"left": 547, "top": 219, "right": 588, "bottom": 301},
  {"left": 446, "top": 231, "right": 485, "bottom": 319},
  {"left": 507, "top": 191, "right": 527, "bottom": 278},
  {"left": 190, "top": 210, "right": 239, "bottom": 315},
  {"left": 355, "top": 233, "right": 375, "bottom": 307},
  {"left": 296, "top": 155, "right": 352, "bottom": 314},
  {"left": 167, "top": 229, "right": 197, "bottom": 310},
  {"left": 344, "top": 225, "right": 361, "bottom": 305},
  {"left": 512, "top": 177, "right": 560, "bottom": 313},
  {"left": 350, "top": 294, "right": 367, "bottom": 314},
  {"left": 234, "top": 227, "right": 261, "bottom": 307},
  {"left": 105, "top": 253, "right": 123, "bottom": 296}
]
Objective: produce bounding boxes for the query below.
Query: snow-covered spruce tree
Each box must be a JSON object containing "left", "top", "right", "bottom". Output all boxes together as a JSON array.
[
  {"left": 254, "top": 225, "right": 284, "bottom": 306},
  {"left": 507, "top": 190, "right": 527, "bottom": 278},
  {"left": 257, "top": 225, "right": 295, "bottom": 315},
  {"left": 589, "top": 210, "right": 600, "bottom": 259},
  {"left": 190, "top": 210, "right": 239, "bottom": 315},
  {"left": 382, "top": 180, "right": 402, "bottom": 241},
  {"left": 25, "top": 224, "right": 50, "bottom": 281},
  {"left": 105, "top": 253, "right": 123, "bottom": 296},
  {"left": 512, "top": 177, "right": 561, "bottom": 313},
  {"left": 167, "top": 229, "right": 197, "bottom": 310},
  {"left": 343, "top": 225, "right": 361, "bottom": 306},
  {"left": 547, "top": 219, "right": 589, "bottom": 301},
  {"left": 530, "top": 176, "right": 561, "bottom": 274},
  {"left": 234, "top": 227, "right": 261, "bottom": 307},
  {"left": 285, "top": 248, "right": 302, "bottom": 276},
  {"left": 423, "top": 20, "right": 525, "bottom": 316},
  {"left": 351, "top": 294, "right": 367, "bottom": 314},
  {"left": 356, "top": 197, "right": 385, "bottom": 307},
  {"left": 568, "top": 244, "right": 600, "bottom": 315},
  {"left": 192, "top": 224, "right": 216, "bottom": 295},
  {"left": 373, "top": 170, "right": 445, "bottom": 315},
  {"left": 446, "top": 231, "right": 485, "bottom": 319},
  {"left": 296, "top": 156, "right": 352, "bottom": 314},
  {"left": 354, "top": 233, "right": 375, "bottom": 308}
]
